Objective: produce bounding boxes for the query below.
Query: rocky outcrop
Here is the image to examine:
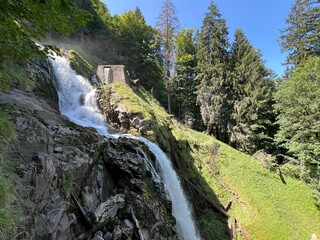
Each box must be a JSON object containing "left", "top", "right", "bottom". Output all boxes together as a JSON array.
[
  {"left": 97, "top": 139, "right": 177, "bottom": 240},
  {"left": 96, "top": 87, "right": 151, "bottom": 135},
  {"left": 0, "top": 59, "right": 177, "bottom": 239}
]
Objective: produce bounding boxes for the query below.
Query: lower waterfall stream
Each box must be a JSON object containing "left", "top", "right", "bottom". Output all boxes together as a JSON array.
[{"left": 50, "top": 56, "right": 200, "bottom": 240}]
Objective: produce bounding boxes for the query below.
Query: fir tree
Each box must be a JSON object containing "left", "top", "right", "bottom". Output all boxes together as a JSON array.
[
  {"left": 280, "top": 0, "right": 320, "bottom": 66},
  {"left": 230, "top": 29, "right": 276, "bottom": 153},
  {"left": 196, "top": 1, "right": 231, "bottom": 142},
  {"left": 274, "top": 57, "right": 320, "bottom": 181}
]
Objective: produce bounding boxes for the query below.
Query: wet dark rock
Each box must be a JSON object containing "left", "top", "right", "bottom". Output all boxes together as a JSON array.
[
  {"left": 93, "top": 194, "right": 126, "bottom": 230},
  {"left": 103, "top": 231, "right": 113, "bottom": 240}
]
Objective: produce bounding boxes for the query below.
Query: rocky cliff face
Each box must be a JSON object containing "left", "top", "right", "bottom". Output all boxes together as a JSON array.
[{"left": 0, "top": 59, "right": 177, "bottom": 240}]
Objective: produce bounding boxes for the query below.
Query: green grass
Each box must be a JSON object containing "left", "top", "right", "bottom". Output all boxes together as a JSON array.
[
  {"left": 0, "top": 110, "right": 20, "bottom": 238},
  {"left": 101, "top": 82, "right": 172, "bottom": 142},
  {"left": 174, "top": 124, "right": 320, "bottom": 239},
  {"left": 61, "top": 170, "right": 75, "bottom": 198},
  {"left": 0, "top": 109, "right": 16, "bottom": 160},
  {"left": 99, "top": 82, "right": 320, "bottom": 240}
]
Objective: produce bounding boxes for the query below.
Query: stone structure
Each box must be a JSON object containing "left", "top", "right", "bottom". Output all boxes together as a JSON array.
[{"left": 96, "top": 65, "right": 130, "bottom": 85}]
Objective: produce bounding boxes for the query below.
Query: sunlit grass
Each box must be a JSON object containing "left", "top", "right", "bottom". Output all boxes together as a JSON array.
[{"left": 101, "top": 82, "right": 320, "bottom": 239}]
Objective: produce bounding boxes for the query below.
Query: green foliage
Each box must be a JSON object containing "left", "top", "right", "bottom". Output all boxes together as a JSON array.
[
  {"left": 280, "top": 0, "right": 320, "bottom": 66},
  {"left": 230, "top": 29, "right": 276, "bottom": 154},
  {"left": 101, "top": 82, "right": 171, "bottom": 142},
  {"left": 76, "top": 0, "right": 112, "bottom": 34},
  {"left": 61, "top": 170, "right": 75, "bottom": 198},
  {"left": 0, "top": 0, "right": 92, "bottom": 62},
  {"left": 110, "top": 8, "right": 166, "bottom": 104},
  {"left": 195, "top": 1, "right": 232, "bottom": 142},
  {"left": 275, "top": 57, "right": 320, "bottom": 181},
  {"left": 172, "top": 27, "right": 202, "bottom": 129}
]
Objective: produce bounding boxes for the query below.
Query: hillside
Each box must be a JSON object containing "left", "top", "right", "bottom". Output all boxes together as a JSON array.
[{"left": 98, "top": 81, "right": 320, "bottom": 240}]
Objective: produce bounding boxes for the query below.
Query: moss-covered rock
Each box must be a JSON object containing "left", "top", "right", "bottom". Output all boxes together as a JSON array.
[{"left": 66, "top": 50, "right": 94, "bottom": 79}]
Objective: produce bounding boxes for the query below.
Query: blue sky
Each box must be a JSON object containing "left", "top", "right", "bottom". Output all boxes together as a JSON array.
[{"left": 103, "top": 0, "right": 294, "bottom": 77}]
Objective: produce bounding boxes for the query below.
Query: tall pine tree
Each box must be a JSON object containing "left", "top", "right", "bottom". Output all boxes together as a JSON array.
[
  {"left": 275, "top": 57, "right": 320, "bottom": 182},
  {"left": 280, "top": 0, "right": 320, "bottom": 66},
  {"left": 196, "top": 1, "right": 232, "bottom": 142},
  {"left": 230, "top": 29, "right": 276, "bottom": 153},
  {"left": 156, "top": 0, "right": 179, "bottom": 113}
]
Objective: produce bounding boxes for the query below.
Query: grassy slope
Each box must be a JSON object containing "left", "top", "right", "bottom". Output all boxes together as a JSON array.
[
  {"left": 0, "top": 108, "right": 20, "bottom": 238},
  {"left": 105, "top": 82, "right": 320, "bottom": 240}
]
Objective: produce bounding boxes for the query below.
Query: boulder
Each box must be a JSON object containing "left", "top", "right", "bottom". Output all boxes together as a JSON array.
[{"left": 93, "top": 194, "right": 126, "bottom": 230}]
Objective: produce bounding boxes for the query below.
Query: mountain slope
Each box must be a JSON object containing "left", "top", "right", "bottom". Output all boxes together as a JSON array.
[{"left": 98, "top": 81, "right": 320, "bottom": 240}]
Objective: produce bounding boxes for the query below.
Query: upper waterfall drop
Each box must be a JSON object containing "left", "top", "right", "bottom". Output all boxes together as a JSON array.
[
  {"left": 50, "top": 55, "right": 201, "bottom": 240},
  {"left": 50, "top": 56, "right": 109, "bottom": 136}
]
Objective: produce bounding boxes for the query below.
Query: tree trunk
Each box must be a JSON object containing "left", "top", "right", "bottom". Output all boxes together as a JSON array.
[{"left": 167, "top": 62, "right": 172, "bottom": 114}]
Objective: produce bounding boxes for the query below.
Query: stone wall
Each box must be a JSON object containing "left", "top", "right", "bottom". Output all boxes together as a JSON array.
[{"left": 96, "top": 65, "right": 130, "bottom": 85}]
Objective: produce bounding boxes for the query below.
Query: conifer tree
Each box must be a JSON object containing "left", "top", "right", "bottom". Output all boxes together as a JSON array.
[
  {"left": 280, "top": 0, "right": 320, "bottom": 66},
  {"left": 230, "top": 29, "right": 276, "bottom": 153},
  {"left": 196, "top": 1, "right": 232, "bottom": 142},
  {"left": 156, "top": 0, "right": 179, "bottom": 113},
  {"left": 274, "top": 57, "right": 320, "bottom": 181},
  {"left": 172, "top": 28, "right": 202, "bottom": 129}
]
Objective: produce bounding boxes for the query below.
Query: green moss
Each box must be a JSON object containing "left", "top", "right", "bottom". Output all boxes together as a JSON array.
[
  {"left": 67, "top": 50, "right": 94, "bottom": 78},
  {"left": 0, "top": 62, "right": 34, "bottom": 91},
  {"left": 0, "top": 112, "right": 16, "bottom": 139}
]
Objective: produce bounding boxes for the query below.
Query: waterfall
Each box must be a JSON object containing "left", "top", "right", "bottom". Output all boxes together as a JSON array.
[{"left": 50, "top": 55, "right": 200, "bottom": 240}]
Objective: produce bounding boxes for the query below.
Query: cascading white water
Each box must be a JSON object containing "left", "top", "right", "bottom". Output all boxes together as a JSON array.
[
  {"left": 50, "top": 55, "right": 200, "bottom": 240},
  {"left": 50, "top": 56, "right": 109, "bottom": 136},
  {"left": 131, "top": 136, "right": 201, "bottom": 240}
]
